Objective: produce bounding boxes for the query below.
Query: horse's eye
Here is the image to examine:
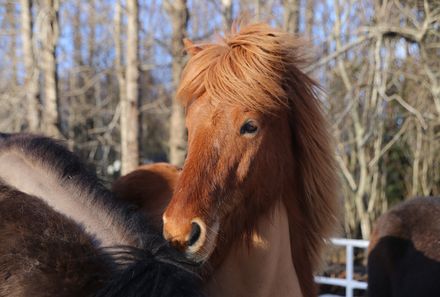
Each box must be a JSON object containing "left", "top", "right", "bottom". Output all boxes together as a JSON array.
[{"left": 240, "top": 120, "right": 258, "bottom": 135}]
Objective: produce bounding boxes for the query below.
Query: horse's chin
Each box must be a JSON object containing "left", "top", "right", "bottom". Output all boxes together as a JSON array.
[{"left": 185, "top": 250, "right": 211, "bottom": 264}]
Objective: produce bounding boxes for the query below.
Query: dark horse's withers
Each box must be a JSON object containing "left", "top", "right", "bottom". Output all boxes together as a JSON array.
[
  {"left": 0, "top": 133, "right": 202, "bottom": 297},
  {"left": 368, "top": 197, "right": 440, "bottom": 297}
]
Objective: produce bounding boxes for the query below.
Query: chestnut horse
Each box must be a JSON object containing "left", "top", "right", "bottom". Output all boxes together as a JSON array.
[
  {"left": 115, "top": 22, "right": 339, "bottom": 297},
  {"left": 112, "top": 163, "right": 180, "bottom": 231},
  {"left": 0, "top": 133, "right": 202, "bottom": 297},
  {"left": 368, "top": 197, "right": 440, "bottom": 297}
]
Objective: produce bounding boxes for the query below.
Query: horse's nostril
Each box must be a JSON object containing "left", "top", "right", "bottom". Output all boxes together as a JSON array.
[{"left": 188, "top": 222, "right": 201, "bottom": 247}]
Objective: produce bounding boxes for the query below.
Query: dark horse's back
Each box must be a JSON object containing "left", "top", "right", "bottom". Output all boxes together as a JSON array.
[
  {"left": 0, "top": 133, "right": 202, "bottom": 297},
  {"left": 0, "top": 184, "right": 111, "bottom": 297},
  {"left": 368, "top": 197, "right": 440, "bottom": 297}
]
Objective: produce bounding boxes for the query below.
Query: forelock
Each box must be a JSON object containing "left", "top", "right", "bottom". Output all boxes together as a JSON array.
[{"left": 177, "top": 22, "right": 312, "bottom": 113}]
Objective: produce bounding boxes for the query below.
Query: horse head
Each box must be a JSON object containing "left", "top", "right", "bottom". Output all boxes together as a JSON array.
[{"left": 162, "top": 22, "right": 340, "bottom": 296}]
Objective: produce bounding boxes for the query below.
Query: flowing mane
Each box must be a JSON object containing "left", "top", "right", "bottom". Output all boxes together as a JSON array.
[{"left": 177, "top": 23, "right": 340, "bottom": 295}]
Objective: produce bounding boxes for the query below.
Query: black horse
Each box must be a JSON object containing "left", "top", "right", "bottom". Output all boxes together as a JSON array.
[
  {"left": 368, "top": 197, "right": 440, "bottom": 297},
  {"left": 0, "top": 133, "right": 203, "bottom": 297}
]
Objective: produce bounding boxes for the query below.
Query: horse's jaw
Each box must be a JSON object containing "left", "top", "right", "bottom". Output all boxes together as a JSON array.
[{"left": 203, "top": 202, "right": 303, "bottom": 297}]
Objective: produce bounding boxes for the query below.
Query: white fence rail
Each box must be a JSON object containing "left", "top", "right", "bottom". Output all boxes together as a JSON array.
[{"left": 315, "top": 238, "right": 370, "bottom": 297}]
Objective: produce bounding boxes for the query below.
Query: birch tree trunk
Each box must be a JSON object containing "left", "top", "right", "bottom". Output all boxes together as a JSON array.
[
  {"left": 73, "top": 0, "right": 83, "bottom": 68},
  {"left": 305, "top": 0, "right": 314, "bottom": 38},
  {"left": 221, "top": 0, "right": 233, "bottom": 32},
  {"left": 6, "top": 3, "right": 18, "bottom": 85},
  {"left": 40, "top": 0, "right": 61, "bottom": 137},
  {"left": 87, "top": 0, "right": 96, "bottom": 67},
  {"left": 114, "top": 0, "right": 125, "bottom": 111},
  {"left": 283, "top": 0, "right": 299, "bottom": 33},
  {"left": 120, "top": 0, "right": 140, "bottom": 174},
  {"left": 254, "top": 0, "right": 262, "bottom": 20},
  {"left": 20, "top": 0, "right": 40, "bottom": 131},
  {"left": 165, "top": 0, "right": 189, "bottom": 166}
]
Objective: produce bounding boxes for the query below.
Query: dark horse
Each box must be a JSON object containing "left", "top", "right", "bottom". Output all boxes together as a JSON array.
[
  {"left": 0, "top": 133, "right": 202, "bottom": 297},
  {"left": 368, "top": 197, "right": 440, "bottom": 297}
]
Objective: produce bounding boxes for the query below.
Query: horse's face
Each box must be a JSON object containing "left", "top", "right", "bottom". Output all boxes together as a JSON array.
[{"left": 163, "top": 95, "right": 291, "bottom": 262}]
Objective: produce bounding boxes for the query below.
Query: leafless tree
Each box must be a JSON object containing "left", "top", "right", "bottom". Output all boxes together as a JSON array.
[
  {"left": 120, "top": 0, "right": 141, "bottom": 174},
  {"left": 283, "top": 0, "right": 299, "bottom": 33},
  {"left": 20, "top": 0, "right": 40, "bottom": 131},
  {"left": 310, "top": 0, "right": 440, "bottom": 238},
  {"left": 164, "top": 0, "right": 189, "bottom": 166},
  {"left": 221, "top": 0, "right": 233, "bottom": 31},
  {"left": 38, "top": 0, "right": 61, "bottom": 137}
]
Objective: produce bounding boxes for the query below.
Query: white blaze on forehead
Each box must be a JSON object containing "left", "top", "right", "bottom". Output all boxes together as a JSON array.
[{"left": 0, "top": 151, "right": 128, "bottom": 248}]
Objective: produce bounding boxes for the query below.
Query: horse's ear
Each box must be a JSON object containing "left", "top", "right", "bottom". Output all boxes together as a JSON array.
[{"left": 183, "top": 38, "right": 203, "bottom": 56}]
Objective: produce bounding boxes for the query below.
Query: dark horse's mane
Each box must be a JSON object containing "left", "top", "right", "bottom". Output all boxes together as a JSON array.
[{"left": 0, "top": 133, "right": 203, "bottom": 297}]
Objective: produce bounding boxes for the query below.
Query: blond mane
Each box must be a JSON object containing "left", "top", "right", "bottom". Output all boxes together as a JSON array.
[{"left": 177, "top": 22, "right": 340, "bottom": 296}]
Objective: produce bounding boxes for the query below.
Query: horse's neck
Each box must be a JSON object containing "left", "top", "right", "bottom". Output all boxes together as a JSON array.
[
  {"left": 0, "top": 151, "right": 129, "bottom": 247},
  {"left": 205, "top": 202, "right": 303, "bottom": 297}
]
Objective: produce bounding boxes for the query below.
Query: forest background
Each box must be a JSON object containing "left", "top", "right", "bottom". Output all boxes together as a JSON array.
[{"left": 0, "top": 0, "right": 439, "bottom": 239}]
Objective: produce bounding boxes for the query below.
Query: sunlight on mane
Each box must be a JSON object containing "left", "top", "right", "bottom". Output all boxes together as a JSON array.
[{"left": 177, "top": 22, "right": 313, "bottom": 113}]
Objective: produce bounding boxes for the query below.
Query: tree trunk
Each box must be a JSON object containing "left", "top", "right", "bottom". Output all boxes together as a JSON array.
[
  {"left": 165, "top": 0, "right": 189, "bottom": 166},
  {"left": 120, "top": 0, "right": 140, "bottom": 174},
  {"left": 87, "top": 0, "right": 96, "bottom": 67},
  {"left": 20, "top": 0, "right": 40, "bottom": 131},
  {"left": 87, "top": 0, "right": 100, "bottom": 130},
  {"left": 254, "top": 0, "right": 262, "bottom": 20},
  {"left": 6, "top": 3, "right": 18, "bottom": 85},
  {"left": 114, "top": 0, "right": 125, "bottom": 110},
  {"left": 283, "top": 0, "right": 300, "bottom": 33},
  {"left": 40, "top": 0, "right": 61, "bottom": 137},
  {"left": 305, "top": 0, "right": 314, "bottom": 38},
  {"left": 221, "top": 0, "right": 233, "bottom": 32},
  {"left": 73, "top": 0, "right": 83, "bottom": 68}
]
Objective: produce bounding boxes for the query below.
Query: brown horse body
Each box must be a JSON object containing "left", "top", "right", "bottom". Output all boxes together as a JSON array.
[
  {"left": 115, "top": 22, "right": 340, "bottom": 297},
  {"left": 368, "top": 197, "right": 440, "bottom": 297},
  {"left": 112, "top": 163, "right": 180, "bottom": 231},
  {"left": 0, "top": 134, "right": 202, "bottom": 297}
]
